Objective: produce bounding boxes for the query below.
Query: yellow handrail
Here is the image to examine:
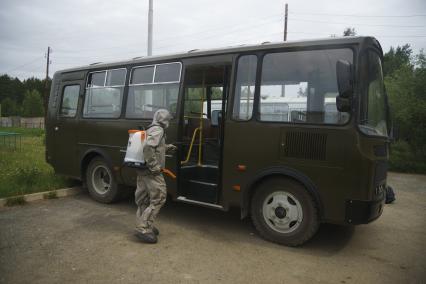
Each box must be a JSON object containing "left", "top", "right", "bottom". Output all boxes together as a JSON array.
[
  {"left": 180, "top": 127, "right": 200, "bottom": 165},
  {"left": 180, "top": 70, "right": 206, "bottom": 167},
  {"left": 198, "top": 79, "right": 205, "bottom": 166}
]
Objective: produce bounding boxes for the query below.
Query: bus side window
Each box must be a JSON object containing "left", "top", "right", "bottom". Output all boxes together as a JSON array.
[
  {"left": 126, "top": 62, "right": 181, "bottom": 119},
  {"left": 60, "top": 85, "right": 80, "bottom": 117},
  {"left": 232, "top": 55, "right": 257, "bottom": 121},
  {"left": 83, "top": 69, "right": 126, "bottom": 118},
  {"left": 259, "top": 49, "right": 352, "bottom": 124}
]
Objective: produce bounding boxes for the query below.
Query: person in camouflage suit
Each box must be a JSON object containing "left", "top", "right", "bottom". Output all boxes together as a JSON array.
[{"left": 134, "top": 109, "right": 176, "bottom": 243}]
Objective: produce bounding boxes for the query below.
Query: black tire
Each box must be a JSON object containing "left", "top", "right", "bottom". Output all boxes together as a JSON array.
[
  {"left": 86, "top": 157, "right": 121, "bottom": 203},
  {"left": 251, "top": 177, "right": 320, "bottom": 246}
]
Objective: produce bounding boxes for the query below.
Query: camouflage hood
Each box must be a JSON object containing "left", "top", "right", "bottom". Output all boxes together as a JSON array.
[{"left": 151, "top": 109, "right": 172, "bottom": 129}]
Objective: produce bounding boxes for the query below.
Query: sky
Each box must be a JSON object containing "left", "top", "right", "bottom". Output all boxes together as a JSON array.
[{"left": 1, "top": 0, "right": 425, "bottom": 80}]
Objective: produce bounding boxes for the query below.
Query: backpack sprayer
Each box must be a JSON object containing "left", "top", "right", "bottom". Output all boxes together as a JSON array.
[{"left": 124, "top": 129, "right": 176, "bottom": 179}]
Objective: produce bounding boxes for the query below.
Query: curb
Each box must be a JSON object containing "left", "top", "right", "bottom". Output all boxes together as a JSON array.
[{"left": 0, "top": 187, "right": 82, "bottom": 207}]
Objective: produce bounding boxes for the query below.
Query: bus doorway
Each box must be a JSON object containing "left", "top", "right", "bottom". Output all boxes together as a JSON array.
[{"left": 177, "top": 63, "right": 230, "bottom": 206}]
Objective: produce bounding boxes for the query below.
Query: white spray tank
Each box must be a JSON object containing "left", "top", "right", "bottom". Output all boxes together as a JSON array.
[{"left": 124, "top": 130, "right": 147, "bottom": 168}]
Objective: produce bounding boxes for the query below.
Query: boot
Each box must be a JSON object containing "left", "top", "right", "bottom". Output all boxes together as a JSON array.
[
  {"left": 135, "top": 232, "right": 157, "bottom": 244},
  {"left": 152, "top": 227, "right": 159, "bottom": 236}
]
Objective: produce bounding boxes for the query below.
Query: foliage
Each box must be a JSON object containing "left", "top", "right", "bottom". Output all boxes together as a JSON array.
[
  {"left": 0, "top": 127, "right": 77, "bottom": 198},
  {"left": 5, "top": 196, "right": 26, "bottom": 206},
  {"left": 1, "top": 97, "right": 19, "bottom": 116},
  {"left": 0, "top": 74, "right": 50, "bottom": 117},
  {"left": 21, "top": 89, "right": 44, "bottom": 117},
  {"left": 43, "top": 191, "right": 58, "bottom": 199},
  {"left": 385, "top": 46, "right": 426, "bottom": 173},
  {"left": 389, "top": 141, "right": 426, "bottom": 173},
  {"left": 383, "top": 44, "right": 412, "bottom": 77},
  {"left": 343, "top": 27, "right": 356, "bottom": 36},
  {"left": 184, "top": 87, "right": 224, "bottom": 115},
  {"left": 0, "top": 74, "right": 25, "bottom": 104}
]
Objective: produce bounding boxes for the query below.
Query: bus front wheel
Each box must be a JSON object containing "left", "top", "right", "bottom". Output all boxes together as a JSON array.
[
  {"left": 251, "top": 177, "right": 319, "bottom": 246},
  {"left": 86, "top": 157, "right": 121, "bottom": 203}
]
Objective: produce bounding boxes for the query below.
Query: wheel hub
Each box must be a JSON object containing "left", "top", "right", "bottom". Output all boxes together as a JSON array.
[
  {"left": 92, "top": 165, "right": 112, "bottom": 195},
  {"left": 275, "top": 206, "right": 287, "bottom": 219},
  {"left": 262, "top": 191, "right": 303, "bottom": 234}
]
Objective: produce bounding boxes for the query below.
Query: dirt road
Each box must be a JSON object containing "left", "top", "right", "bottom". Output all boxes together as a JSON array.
[{"left": 0, "top": 172, "right": 425, "bottom": 283}]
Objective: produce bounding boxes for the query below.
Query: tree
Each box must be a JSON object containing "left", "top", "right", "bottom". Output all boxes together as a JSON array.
[
  {"left": 1, "top": 98, "right": 19, "bottom": 116},
  {"left": 297, "top": 86, "right": 307, "bottom": 97},
  {"left": 21, "top": 89, "right": 44, "bottom": 117},
  {"left": 0, "top": 74, "right": 24, "bottom": 104},
  {"left": 343, "top": 27, "right": 356, "bottom": 36},
  {"left": 384, "top": 46, "right": 426, "bottom": 172},
  {"left": 22, "top": 77, "right": 45, "bottom": 97},
  {"left": 383, "top": 44, "right": 412, "bottom": 77}
]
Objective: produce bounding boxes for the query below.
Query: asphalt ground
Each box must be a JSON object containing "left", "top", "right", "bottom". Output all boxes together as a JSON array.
[{"left": 0, "top": 172, "right": 425, "bottom": 283}]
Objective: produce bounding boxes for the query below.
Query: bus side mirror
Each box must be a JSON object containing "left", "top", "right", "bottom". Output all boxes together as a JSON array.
[{"left": 336, "top": 60, "right": 353, "bottom": 112}]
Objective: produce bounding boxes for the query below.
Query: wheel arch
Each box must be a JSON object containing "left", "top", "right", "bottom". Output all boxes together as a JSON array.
[
  {"left": 80, "top": 148, "right": 114, "bottom": 182},
  {"left": 241, "top": 166, "right": 324, "bottom": 220}
]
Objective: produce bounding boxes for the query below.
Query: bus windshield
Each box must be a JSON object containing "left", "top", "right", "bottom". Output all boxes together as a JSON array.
[{"left": 359, "top": 51, "right": 388, "bottom": 137}]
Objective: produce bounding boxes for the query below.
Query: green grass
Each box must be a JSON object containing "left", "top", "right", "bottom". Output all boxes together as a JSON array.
[
  {"left": 0, "top": 127, "right": 76, "bottom": 199},
  {"left": 389, "top": 141, "right": 426, "bottom": 174},
  {"left": 43, "top": 191, "right": 58, "bottom": 199},
  {"left": 5, "top": 196, "right": 27, "bottom": 206}
]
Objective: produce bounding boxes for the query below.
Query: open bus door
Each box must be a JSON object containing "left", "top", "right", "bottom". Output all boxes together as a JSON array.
[{"left": 176, "top": 58, "right": 231, "bottom": 207}]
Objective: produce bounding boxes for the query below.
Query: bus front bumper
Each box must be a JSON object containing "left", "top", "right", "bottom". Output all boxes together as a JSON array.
[{"left": 345, "top": 191, "right": 386, "bottom": 225}]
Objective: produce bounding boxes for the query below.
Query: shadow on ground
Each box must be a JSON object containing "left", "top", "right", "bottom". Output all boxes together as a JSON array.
[{"left": 100, "top": 191, "right": 356, "bottom": 255}]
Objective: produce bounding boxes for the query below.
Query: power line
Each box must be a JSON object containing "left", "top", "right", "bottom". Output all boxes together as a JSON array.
[
  {"left": 290, "top": 11, "right": 426, "bottom": 18},
  {"left": 153, "top": 19, "right": 283, "bottom": 51},
  {"left": 53, "top": 14, "right": 283, "bottom": 54},
  {"left": 153, "top": 14, "right": 282, "bottom": 44},
  {"left": 290, "top": 17, "right": 426, "bottom": 28},
  {"left": 5, "top": 56, "right": 44, "bottom": 73}
]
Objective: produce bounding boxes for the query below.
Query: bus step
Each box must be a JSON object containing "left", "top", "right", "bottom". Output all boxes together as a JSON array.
[
  {"left": 181, "top": 179, "right": 218, "bottom": 204},
  {"left": 177, "top": 196, "right": 224, "bottom": 210}
]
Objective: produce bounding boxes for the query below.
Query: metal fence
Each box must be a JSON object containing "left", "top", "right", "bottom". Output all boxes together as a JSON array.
[{"left": 0, "top": 132, "right": 22, "bottom": 151}]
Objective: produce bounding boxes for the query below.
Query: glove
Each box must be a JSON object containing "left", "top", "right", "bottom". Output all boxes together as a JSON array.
[
  {"left": 161, "top": 168, "right": 177, "bottom": 179},
  {"left": 166, "top": 144, "right": 177, "bottom": 154}
]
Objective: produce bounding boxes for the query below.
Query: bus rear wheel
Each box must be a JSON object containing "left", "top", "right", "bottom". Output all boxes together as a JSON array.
[
  {"left": 86, "top": 157, "right": 121, "bottom": 203},
  {"left": 251, "top": 177, "right": 319, "bottom": 246}
]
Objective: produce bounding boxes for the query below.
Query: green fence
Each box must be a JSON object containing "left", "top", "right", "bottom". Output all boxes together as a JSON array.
[{"left": 0, "top": 132, "right": 22, "bottom": 151}]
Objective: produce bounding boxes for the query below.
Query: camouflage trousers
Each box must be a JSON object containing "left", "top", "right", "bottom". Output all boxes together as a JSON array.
[{"left": 135, "top": 173, "right": 167, "bottom": 234}]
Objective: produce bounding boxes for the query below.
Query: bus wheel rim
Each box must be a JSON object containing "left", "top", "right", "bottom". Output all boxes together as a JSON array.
[
  {"left": 92, "top": 165, "right": 111, "bottom": 195},
  {"left": 262, "top": 191, "right": 303, "bottom": 234}
]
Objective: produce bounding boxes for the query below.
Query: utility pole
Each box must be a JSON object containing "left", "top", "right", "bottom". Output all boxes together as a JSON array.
[
  {"left": 147, "top": 0, "right": 153, "bottom": 56},
  {"left": 283, "top": 3, "right": 288, "bottom": 41},
  {"left": 44, "top": 46, "right": 51, "bottom": 117},
  {"left": 281, "top": 3, "right": 288, "bottom": 97}
]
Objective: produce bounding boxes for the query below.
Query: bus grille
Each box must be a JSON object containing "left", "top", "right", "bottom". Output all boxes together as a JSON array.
[{"left": 284, "top": 132, "right": 327, "bottom": 160}]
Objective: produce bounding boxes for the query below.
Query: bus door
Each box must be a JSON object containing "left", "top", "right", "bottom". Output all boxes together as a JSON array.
[
  {"left": 177, "top": 58, "right": 231, "bottom": 206},
  {"left": 52, "top": 80, "right": 84, "bottom": 176}
]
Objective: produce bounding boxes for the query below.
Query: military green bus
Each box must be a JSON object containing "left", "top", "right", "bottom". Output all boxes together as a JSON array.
[{"left": 46, "top": 36, "right": 390, "bottom": 246}]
